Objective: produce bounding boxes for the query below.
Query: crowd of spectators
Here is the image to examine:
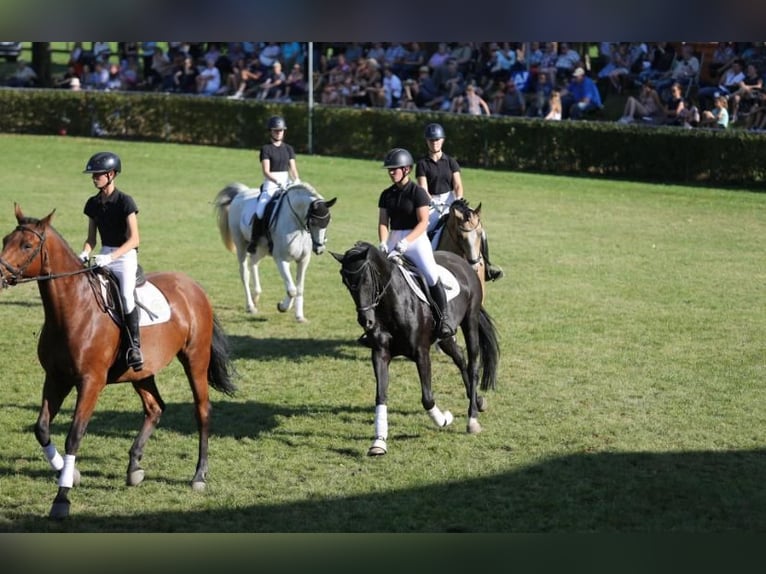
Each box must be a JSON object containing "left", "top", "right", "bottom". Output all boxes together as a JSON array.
[{"left": 6, "top": 42, "right": 766, "bottom": 130}]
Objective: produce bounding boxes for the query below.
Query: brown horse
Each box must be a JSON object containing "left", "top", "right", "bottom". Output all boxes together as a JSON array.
[
  {"left": 435, "top": 199, "right": 486, "bottom": 302},
  {"left": 0, "top": 205, "right": 237, "bottom": 519}
]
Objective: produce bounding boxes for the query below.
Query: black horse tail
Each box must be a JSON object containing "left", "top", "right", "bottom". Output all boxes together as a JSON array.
[
  {"left": 208, "top": 315, "right": 238, "bottom": 396},
  {"left": 478, "top": 307, "right": 499, "bottom": 392}
]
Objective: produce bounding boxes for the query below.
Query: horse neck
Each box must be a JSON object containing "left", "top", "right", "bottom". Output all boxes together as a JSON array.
[
  {"left": 278, "top": 188, "right": 314, "bottom": 231},
  {"left": 37, "top": 236, "right": 97, "bottom": 326}
]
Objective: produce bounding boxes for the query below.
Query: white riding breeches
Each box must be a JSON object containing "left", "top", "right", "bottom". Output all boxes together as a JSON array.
[
  {"left": 255, "top": 171, "right": 289, "bottom": 219},
  {"left": 386, "top": 229, "right": 440, "bottom": 286},
  {"left": 427, "top": 191, "right": 456, "bottom": 232},
  {"left": 100, "top": 246, "right": 138, "bottom": 313}
]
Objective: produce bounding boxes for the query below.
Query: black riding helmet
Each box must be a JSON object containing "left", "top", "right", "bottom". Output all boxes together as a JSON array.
[
  {"left": 424, "top": 123, "right": 446, "bottom": 140},
  {"left": 268, "top": 115, "right": 287, "bottom": 130},
  {"left": 382, "top": 148, "right": 414, "bottom": 169},
  {"left": 83, "top": 151, "right": 121, "bottom": 174}
]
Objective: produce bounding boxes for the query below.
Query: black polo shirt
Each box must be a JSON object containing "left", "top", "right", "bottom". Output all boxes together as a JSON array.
[
  {"left": 378, "top": 180, "right": 430, "bottom": 230},
  {"left": 260, "top": 142, "right": 295, "bottom": 171},
  {"left": 415, "top": 153, "right": 460, "bottom": 196},
  {"left": 83, "top": 188, "right": 138, "bottom": 248}
]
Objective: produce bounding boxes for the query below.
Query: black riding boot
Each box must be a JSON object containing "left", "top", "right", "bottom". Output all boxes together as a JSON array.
[
  {"left": 247, "top": 216, "right": 265, "bottom": 253},
  {"left": 429, "top": 280, "right": 455, "bottom": 340},
  {"left": 125, "top": 308, "right": 144, "bottom": 371},
  {"left": 481, "top": 230, "right": 504, "bottom": 281}
]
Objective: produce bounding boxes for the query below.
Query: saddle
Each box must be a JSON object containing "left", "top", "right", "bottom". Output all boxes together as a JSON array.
[
  {"left": 389, "top": 254, "right": 460, "bottom": 304},
  {"left": 93, "top": 266, "right": 171, "bottom": 328}
]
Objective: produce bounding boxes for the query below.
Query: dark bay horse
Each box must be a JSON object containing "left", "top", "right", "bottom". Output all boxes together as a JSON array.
[
  {"left": 434, "top": 199, "right": 486, "bottom": 302},
  {"left": 0, "top": 205, "right": 237, "bottom": 519},
  {"left": 332, "top": 241, "right": 499, "bottom": 456}
]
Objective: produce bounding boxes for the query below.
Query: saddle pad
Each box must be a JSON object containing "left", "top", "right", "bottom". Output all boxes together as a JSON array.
[
  {"left": 396, "top": 263, "right": 460, "bottom": 303},
  {"left": 99, "top": 276, "right": 171, "bottom": 326},
  {"left": 239, "top": 193, "right": 261, "bottom": 233}
]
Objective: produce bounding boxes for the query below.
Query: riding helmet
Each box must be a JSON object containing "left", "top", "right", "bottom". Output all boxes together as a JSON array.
[
  {"left": 83, "top": 151, "right": 121, "bottom": 174},
  {"left": 382, "top": 148, "right": 414, "bottom": 169},
  {"left": 424, "top": 122, "right": 446, "bottom": 140},
  {"left": 268, "top": 115, "right": 287, "bottom": 130}
]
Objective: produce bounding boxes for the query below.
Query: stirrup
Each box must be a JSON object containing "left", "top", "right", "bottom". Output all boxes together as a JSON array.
[
  {"left": 126, "top": 347, "right": 144, "bottom": 371},
  {"left": 486, "top": 265, "right": 504, "bottom": 281}
]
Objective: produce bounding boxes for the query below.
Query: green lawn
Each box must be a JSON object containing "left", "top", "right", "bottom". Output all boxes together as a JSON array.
[{"left": 0, "top": 133, "right": 764, "bottom": 532}]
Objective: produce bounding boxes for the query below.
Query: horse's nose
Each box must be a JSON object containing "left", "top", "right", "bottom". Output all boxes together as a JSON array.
[
  {"left": 357, "top": 311, "right": 374, "bottom": 331},
  {"left": 314, "top": 244, "right": 325, "bottom": 255}
]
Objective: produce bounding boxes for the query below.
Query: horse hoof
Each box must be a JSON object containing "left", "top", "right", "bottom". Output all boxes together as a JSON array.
[
  {"left": 367, "top": 446, "right": 387, "bottom": 456},
  {"left": 191, "top": 481, "right": 206, "bottom": 492},
  {"left": 296, "top": 317, "right": 308, "bottom": 323},
  {"left": 477, "top": 396, "right": 487, "bottom": 412},
  {"left": 277, "top": 302, "right": 288, "bottom": 313},
  {"left": 443, "top": 410, "right": 454, "bottom": 426},
  {"left": 49, "top": 501, "right": 70, "bottom": 520},
  {"left": 127, "top": 469, "right": 145, "bottom": 486},
  {"left": 467, "top": 418, "right": 482, "bottom": 434}
]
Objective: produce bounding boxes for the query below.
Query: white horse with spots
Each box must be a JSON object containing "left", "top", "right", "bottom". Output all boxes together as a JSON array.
[{"left": 213, "top": 181, "right": 336, "bottom": 322}]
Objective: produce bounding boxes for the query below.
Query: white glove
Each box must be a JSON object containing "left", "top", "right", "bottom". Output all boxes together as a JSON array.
[
  {"left": 77, "top": 250, "right": 89, "bottom": 263},
  {"left": 378, "top": 242, "right": 389, "bottom": 253},
  {"left": 292, "top": 177, "right": 301, "bottom": 184},
  {"left": 93, "top": 254, "right": 112, "bottom": 267},
  {"left": 395, "top": 239, "right": 409, "bottom": 254}
]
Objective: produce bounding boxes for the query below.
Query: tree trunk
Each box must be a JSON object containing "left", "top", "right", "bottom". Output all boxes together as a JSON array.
[{"left": 31, "top": 42, "right": 52, "bottom": 87}]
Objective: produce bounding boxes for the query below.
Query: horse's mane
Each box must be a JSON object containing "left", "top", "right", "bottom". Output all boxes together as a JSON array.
[{"left": 18, "top": 214, "right": 78, "bottom": 257}]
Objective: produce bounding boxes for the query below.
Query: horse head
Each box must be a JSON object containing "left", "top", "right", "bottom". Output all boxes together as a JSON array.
[
  {"left": 0, "top": 204, "right": 59, "bottom": 286},
  {"left": 447, "top": 199, "right": 484, "bottom": 268},
  {"left": 307, "top": 196, "right": 337, "bottom": 255},
  {"left": 332, "top": 241, "right": 391, "bottom": 332}
]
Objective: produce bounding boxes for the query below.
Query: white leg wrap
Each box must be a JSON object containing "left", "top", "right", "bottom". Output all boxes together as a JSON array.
[
  {"left": 44, "top": 442, "right": 64, "bottom": 471},
  {"left": 374, "top": 404, "right": 388, "bottom": 440},
  {"left": 58, "top": 454, "right": 76, "bottom": 488},
  {"left": 427, "top": 406, "right": 454, "bottom": 427}
]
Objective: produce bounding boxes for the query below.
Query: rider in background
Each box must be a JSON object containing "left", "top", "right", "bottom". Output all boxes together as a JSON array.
[
  {"left": 378, "top": 147, "right": 454, "bottom": 341},
  {"left": 247, "top": 115, "right": 301, "bottom": 253},
  {"left": 416, "top": 122, "right": 504, "bottom": 281},
  {"left": 80, "top": 151, "right": 144, "bottom": 371}
]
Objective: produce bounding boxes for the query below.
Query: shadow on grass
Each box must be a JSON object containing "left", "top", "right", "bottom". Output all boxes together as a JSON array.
[
  {"left": 4, "top": 447, "right": 766, "bottom": 532},
  {"left": 227, "top": 335, "right": 362, "bottom": 361}
]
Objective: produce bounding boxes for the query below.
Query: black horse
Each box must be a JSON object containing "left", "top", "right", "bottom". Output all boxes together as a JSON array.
[{"left": 332, "top": 241, "right": 499, "bottom": 456}]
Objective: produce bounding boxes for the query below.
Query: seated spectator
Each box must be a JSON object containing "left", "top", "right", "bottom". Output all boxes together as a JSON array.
[
  {"left": 434, "top": 58, "right": 465, "bottom": 109},
  {"left": 655, "top": 44, "right": 700, "bottom": 98},
  {"left": 119, "top": 56, "right": 141, "bottom": 90},
  {"left": 400, "top": 42, "right": 427, "bottom": 78},
  {"left": 697, "top": 58, "right": 745, "bottom": 111},
  {"left": 617, "top": 81, "right": 665, "bottom": 124},
  {"left": 708, "top": 42, "right": 737, "bottom": 80},
  {"left": 227, "top": 56, "right": 263, "bottom": 99},
  {"left": 561, "top": 67, "right": 602, "bottom": 119},
  {"left": 597, "top": 42, "right": 631, "bottom": 93},
  {"left": 105, "top": 63, "right": 124, "bottom": 91},
  {"left": 451, "top": 83, "right": 491, "bottom": 115},
  {"left": 284, "top": 62, "right": 306, "bottom": 101},
  {"left": 554, "top": 42, "right": 582, "bottom": 82},
  {"left": 496, "top": 80, "right": 526, "bottom": 116},
  {"left": 427, "top": 42, "right": 451, "bottom": 70},
  {"left": 257, "top": 60, "right": 286, "bottom": 100},
  {"left": 82, "top": 60, "right": 110, "bottom": 90},
  {"left": 383, "top": 42, "right": 408, "bottom": 73},
  {"left": 6, "top": 59, "right": 37, "bottom": 87},
  {"left": 699, "top": 94, "right": 730, "bottom": 128},
  {"left": 526, "top": 70, "right": 554, "bottom": 117},
  {"left": 146, "top": 46, "right": 174, "bottom": 90},
  {"left": 485, "top": 42, "right": 514, "bottom": 84},
  {"left": 662, "top": 82, "right": 699, "bottom": 127},
  {"left": 544, "top": 90, "right": 563, "bottom": 120},
  {"left": 258, "top": 42, "right": 282, "bottom": 70},
  {"left": 381, "top": 63, "right": 403, "bottom": 108},
  {"left": 537, "top": 41, "right": 560, "bottom": 88},
  {"left": 729, "top": 62, "right": 763, "bottom": 123},
  {"left": 280, "top": 41, "right": 304, "bottom": 69},
  {"left": 637, "top": 41, "right": 676, "bottom": 86},
  {"left": 407, "top": 65, "right": 445, "bottom": 110},
  {"left": 173, "top": 55, "right": 199, "bottom": 94},
  {"left": 92, "top": 41, "right": 112, "bottom": 63},
  {"left": 196, "top": 57, "right": 222, "bottom": 96}
]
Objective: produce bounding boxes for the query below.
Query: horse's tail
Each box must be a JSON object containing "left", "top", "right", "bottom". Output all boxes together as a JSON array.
[
  {"left": 478, "top": 307, "right": 499, "bottom": 392},
  {"left": 213, "top": 184, "right": 242, "bottom": 253},
  {"left": 208, "top": 314, "right": 238, "bottom": 396}
]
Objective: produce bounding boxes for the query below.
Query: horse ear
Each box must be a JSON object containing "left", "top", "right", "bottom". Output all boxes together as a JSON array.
[
  {"left": 330, "top": 251, "right": 344, "bottom": 263},
  {"left": 14, "top": 203, "right": 23, "bottom": 222},
  {"left": 475, "top": 202, "right": 482, "bottom": 215},
  {"left": 325, "top": 197, "right": 337, "bottom": 208},
  {"left": 41, "top": 209, "right": 57, "bottom": 226}
]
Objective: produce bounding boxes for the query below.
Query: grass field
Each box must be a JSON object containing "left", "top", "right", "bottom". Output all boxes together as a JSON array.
[{"left": 0, "top": 133, "right": 764, "bottom": 532}]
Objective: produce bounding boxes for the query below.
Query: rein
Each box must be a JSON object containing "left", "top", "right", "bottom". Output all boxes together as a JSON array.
[{"left": 284, "top": 189, "right": 330, "bottom": 250}]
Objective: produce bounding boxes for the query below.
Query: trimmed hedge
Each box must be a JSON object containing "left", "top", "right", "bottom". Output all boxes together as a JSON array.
[{"left": 2, "top": 87, "right": 765, "bottom": 189}]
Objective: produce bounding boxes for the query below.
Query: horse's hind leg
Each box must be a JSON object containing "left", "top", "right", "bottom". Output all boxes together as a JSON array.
[
  {"left": 127, "top": 376, "right": 165, "bottom": 486},
  {"left": 237, "top": 248, "right": 259, "bottom": 313},
  {"left": 178, "top": 353, "right": 212, "bottom": 492},
  {"left": 415, "top": 348, "right": 454, "bottom": 429}
]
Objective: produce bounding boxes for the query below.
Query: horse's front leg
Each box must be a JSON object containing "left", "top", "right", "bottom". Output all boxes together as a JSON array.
[
  {"left": 35, "top": 376, "right": 80, "bottom": 486},
  {"left": 415, "top": 346, "right": 454, "bottom": 429},
  {"left": 292, "top": 254, "right": 310, "bottom": 322},
  {"left": 368, "top": 348, "right": 392, "bottom": 456},
  {"left": 274, "top": 258, "right": 298, "bottom": 317},
  {"left": 50, "top": 376, "right": 106, "bottom": 520}
]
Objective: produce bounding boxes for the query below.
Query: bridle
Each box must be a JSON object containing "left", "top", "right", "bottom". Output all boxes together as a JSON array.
[
  {"left": 284, "top": 190, "right": 331, "bottom": 251},
  {"left": 448, "top": 208, "right": 484, "bottom": 267},
  {"left": 0, "top": 224, "right": 92, "bottom": 288},
  {"left": 340, "top": 251, "right": 395, "bottom": 313}
]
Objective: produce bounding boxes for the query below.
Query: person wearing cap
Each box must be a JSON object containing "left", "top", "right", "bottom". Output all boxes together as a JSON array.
[
  {"left": 416, "top": 122, "right": 504, "bottom": 282},
  {"left": 247, "top": 115, "right": 300, "bottom": 253},
  {"left": 378, "top": 147, "right": 455, "bottom": 341},
  {"left": 562, "top": 66, "right": 602, "bottom": 119},
  {"left": 79, "top": 151, "right": 144, "bottom": 371}
]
